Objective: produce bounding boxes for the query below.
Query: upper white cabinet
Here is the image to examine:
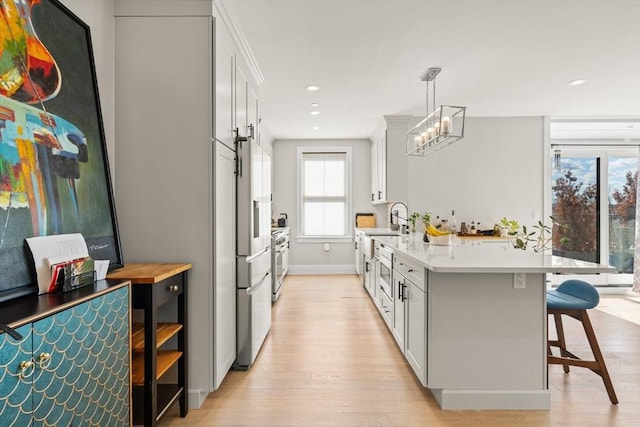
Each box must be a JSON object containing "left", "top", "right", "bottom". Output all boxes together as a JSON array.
[
  {"left": 370, "top": 115, "right": 411, "bottom": 204},
  {"left": 215, "top": 15, "right": 236, "bottom": 147}
]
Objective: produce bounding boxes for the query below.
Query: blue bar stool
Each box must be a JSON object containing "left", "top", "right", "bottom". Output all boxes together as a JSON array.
[{"left": 547, "top": 279, "right": 618, "bottom": 404}]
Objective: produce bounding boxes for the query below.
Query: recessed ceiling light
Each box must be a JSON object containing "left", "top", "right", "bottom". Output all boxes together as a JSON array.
[
  {"left": 310, "top": 111, "right": 320, "bottom": 116},
  {"left": 311, "top": 103, "right": 319, "bottom": 107},
  {"left": 568, "top": 79, "right": 587, "bottom": 86},
  {"left": 624, "top": 139, "right": 632, "bottom": 142},
  {"left": 306, "top": 85, "right": 320, "bottom": 92},
  {"left": 312, "top": 126, "right": 320, "bottom": 130}
]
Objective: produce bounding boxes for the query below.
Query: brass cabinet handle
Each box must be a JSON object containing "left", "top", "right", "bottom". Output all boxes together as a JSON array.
[
  {"left": 38, "top": 352, "right": 51, "bottom": 369},
  {"left": 20, "top": 360, "right": 34, "bottom": 379}
]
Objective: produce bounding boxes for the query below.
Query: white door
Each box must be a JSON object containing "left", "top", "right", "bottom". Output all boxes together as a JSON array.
[
  {"left": 405, "top": 279, "right": 427, "bottom": 386},
  {"left": 392, "top": 273, "right": 405, "bottom": 350},
  {"left": 214, "top": 141, "right": 236, "bottom": 389}
]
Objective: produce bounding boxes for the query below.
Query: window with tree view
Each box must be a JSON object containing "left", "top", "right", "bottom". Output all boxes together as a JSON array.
[{"left": 551, "top": 148, "right": 638, "bottom": 284}]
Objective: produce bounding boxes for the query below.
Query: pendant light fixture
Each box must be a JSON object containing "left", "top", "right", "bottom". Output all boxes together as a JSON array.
[{"left": 406, "top": 67, "right": 466, "bottom": 156}]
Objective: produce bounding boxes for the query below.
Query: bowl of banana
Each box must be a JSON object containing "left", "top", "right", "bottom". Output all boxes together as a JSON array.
[{"left": 426, "top": 224, "right": 453, "bottom": 246}]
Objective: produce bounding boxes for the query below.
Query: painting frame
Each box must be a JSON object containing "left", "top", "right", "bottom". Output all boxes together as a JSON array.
[{"left": 0, "top": 0, "right": 123, "bottom": 301}]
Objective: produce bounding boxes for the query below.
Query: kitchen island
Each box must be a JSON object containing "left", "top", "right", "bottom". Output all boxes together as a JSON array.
[{"left": 370, "top": 234, "right": 614, "bottom": 410}]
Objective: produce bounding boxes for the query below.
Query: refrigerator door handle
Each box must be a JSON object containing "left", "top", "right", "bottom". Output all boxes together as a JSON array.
[
  {"left": 246, "top": 272, "right": 270, "bottom": 295},
  {"left": 245, "top": 247, "right": 271, "bottom": 263}
]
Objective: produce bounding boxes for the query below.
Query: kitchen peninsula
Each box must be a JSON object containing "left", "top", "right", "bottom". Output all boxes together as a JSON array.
[{"left": 368, "top": 234, "right": 614, "bottom": 410}]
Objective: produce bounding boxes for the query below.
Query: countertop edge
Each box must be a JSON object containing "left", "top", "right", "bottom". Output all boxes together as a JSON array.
[{"left": 373, "top": 235, "right": 616, "bottom": 274}]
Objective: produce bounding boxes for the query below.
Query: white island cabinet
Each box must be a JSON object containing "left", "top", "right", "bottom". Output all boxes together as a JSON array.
[{"left": 372, "top": 235, "right": 615, "bottom": 411}]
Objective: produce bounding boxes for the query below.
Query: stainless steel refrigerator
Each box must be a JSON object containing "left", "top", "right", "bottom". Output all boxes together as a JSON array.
[{"left": 235, "top": 132, "right": 272, "bottom": 369}]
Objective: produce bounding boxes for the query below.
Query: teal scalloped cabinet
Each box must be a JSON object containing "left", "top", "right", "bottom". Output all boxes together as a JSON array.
[
  {"left": 0, "top": 286, "right": 130, "bottom": 426},
  {"left": 0, "top": 324, "right": 33, "bottom": 426}
]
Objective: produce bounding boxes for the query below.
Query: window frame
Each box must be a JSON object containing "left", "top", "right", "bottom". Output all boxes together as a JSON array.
[
  {"left": 545, "top": 141, "right": 638, "bottom": 287},
  {"left": 296, "top": 146, "right": 353, "bottom": 243}
]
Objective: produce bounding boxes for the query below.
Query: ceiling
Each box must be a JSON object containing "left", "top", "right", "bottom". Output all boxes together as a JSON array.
[{"left": 223, "top": 0, "right": 640, "bottom": 141}]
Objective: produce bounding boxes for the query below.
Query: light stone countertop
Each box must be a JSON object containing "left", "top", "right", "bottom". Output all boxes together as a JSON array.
[
  {"left": 354, "top": 227, "right": 404, "bottom": 236},
  {"left": 373, "top": 234, "right": 616, "bottom": 274}
]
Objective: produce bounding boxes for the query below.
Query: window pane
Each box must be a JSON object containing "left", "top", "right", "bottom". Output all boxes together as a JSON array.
[
  {"left": 303, "top": 202, "right": 324, "bottom": 235},
  {"left": 304, "top": 161, "right": 325, "bottom": 196},
  {"left": 303, "top": 157, "right": 345, "bottom": 197},
  {"left": 552, "top": 157, "right": 598, "bottom": 263},
  {"left": 608, "top": 157, "right": 638, "bottom": 274},
  {"left": 324, "top": 161, "right": 345, "bottom": 197},
  {"left": 303, "top": 202, "right": 345, "bottom": 236}
]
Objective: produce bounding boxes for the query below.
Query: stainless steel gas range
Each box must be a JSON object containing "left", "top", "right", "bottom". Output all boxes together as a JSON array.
[{"left": 271, "top": 228, "right": 289, "bottom": 301}]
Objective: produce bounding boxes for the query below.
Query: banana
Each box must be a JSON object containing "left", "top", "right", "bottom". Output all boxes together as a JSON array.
[{"left": 427, "top": 224, "right": 450, "bottom": 236}]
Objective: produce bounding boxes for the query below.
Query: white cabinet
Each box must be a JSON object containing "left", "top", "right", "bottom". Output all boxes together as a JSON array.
[
  {"left": 214, "top": 141, "right": 236, "bottom": 389},
  {"left": 391, "top": 252, "right": 428, "bottom": 386},
  {"left": 392, "top": 271, "right": 405, "bottom": 349},
  {"left": 364, "top": 256, "right": 376, "bottom": 297},
  {"left": 236, "top": 55, "right": 260, "bottom": 143},
  {"left": 114, "top": 0, "right": 263, "bottom": 400},
  {"left": 404, "top": 277, "right": 427, "bottom": 385},
  {"left": 215, "top": 17, "right": 235, "bottom": 148},
  {"left": 370, "top": 131, "right": 384, "bottom": 202},
  {"left": 354, "top": 229, "right": 363, "bottom": 276},
  {"left": 370, "top": 115, "right": 411, "bottom": 204}
]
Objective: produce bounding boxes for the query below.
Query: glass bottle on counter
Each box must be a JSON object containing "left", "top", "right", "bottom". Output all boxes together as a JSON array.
[{"left": 450, "top": 210, "right": 457, "bottom": 235}]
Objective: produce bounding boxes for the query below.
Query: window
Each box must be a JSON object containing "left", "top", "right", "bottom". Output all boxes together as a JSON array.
[
  {"left": 548, "top": 146, "right": 638, "bottom": 286},
  {"left": 297, "top": 147, "right": 352, "bottom": 241}
]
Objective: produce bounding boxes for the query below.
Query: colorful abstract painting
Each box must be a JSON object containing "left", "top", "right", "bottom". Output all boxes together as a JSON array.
[{"left": 0, "top": 0, "right": 122, "bottom": 300}]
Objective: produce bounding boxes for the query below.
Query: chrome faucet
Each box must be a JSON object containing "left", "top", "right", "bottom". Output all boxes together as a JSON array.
[{"left": 389, "top": 201, "right": 409, "bottom": 234}]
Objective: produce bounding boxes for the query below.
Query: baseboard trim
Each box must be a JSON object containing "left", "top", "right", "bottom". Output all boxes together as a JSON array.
[
  {"left": 430, "top": 388, "right": 550, "bottom": 410},
  {"left": 188, "top": 388, "right": 208, "bottom": 409},
  {"left": 288, "top": 265, "right": 356, "bottom": 275}
]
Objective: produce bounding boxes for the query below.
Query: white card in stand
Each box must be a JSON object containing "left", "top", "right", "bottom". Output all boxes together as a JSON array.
[{"left": 94, "top": 260, "right": 110, "bottom": 280}]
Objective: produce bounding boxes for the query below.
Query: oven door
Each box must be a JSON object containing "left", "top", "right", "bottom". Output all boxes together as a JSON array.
[{"left": 272, "top": 244, "right": 284, "bottom": 301}]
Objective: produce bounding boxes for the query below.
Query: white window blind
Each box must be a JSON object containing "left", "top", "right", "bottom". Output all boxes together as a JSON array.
[{"left": 298, "top": 149, "right": 351, "bottom": 238}]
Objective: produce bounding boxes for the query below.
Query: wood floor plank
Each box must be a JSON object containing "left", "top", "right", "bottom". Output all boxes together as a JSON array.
[{"left": 159, "top": 274, "right": 640, "bottom": 426}]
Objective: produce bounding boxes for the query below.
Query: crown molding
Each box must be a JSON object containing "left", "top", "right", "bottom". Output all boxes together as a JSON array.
[{"left": 214, "top": 0, "right": 265, "bottom": 86}]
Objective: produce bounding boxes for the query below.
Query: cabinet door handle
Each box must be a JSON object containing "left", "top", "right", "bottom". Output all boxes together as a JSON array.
[
  {"left": 168, "top": 284, "right": 179, "bottom": 292},
  {"left": 38, "top": 352, "right": 51, "bottom": 369},
  {"left": 371, "top": 194, "right": 374, "bottom": 202},
  {"left": 0, "top": 323, "right": 22, "bottom": 340},
  {"left": 19, "top": 360, "right": 34, "bottom": 379},
  {"left": 378, "top": 191, "right": 382, "bottom": 200}
]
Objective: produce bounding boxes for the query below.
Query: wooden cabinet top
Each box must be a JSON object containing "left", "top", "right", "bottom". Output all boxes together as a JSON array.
[{"left": 107, "top": 263, "right": 192, "bottom": 284}]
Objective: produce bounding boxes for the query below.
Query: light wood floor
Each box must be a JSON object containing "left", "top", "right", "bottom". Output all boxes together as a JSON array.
[{"left": 160, "top": 274, "right": 640, "bottom": 426}]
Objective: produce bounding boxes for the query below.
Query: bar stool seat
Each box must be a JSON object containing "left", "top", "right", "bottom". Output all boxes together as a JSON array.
[{"left": 547, "top": 279, "right": 618, "bottom": 404}]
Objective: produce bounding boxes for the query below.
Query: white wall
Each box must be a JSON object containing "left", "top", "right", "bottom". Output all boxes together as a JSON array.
[
  {"left": 408, "top": 116, "right": 545, "bottom": 230},
  {"left": 60, "top": 0, "right": 115, "bottom": 178},
  {"left": 272, "top": 139, "right": 372, "bottom": 273}
]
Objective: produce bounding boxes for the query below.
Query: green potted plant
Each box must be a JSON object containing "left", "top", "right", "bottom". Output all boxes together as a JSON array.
[
  {"left": 409, "top": 212, "right": 420, "bottom": 233},
  {"left": 420, "top": 212, "right": 432, "bottom": 242},
  {"left": 499, "top": 217, "right": 520, "bottom": 236},
  {"left": 513, "top": 216, "right": 568, "bottom": 252},
  {"left": 420, "top": 211, "right": 431, "bottom": 228}
]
